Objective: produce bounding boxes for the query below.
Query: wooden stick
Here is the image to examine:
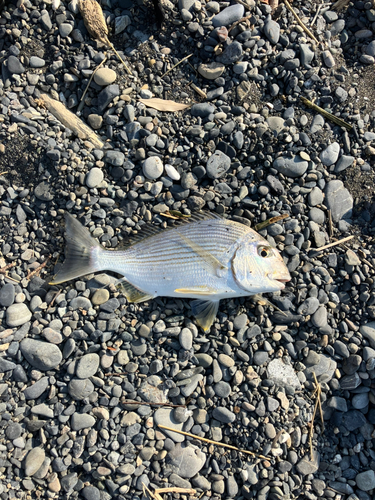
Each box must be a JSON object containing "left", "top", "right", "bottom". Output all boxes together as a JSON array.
[
  {"left": 0, "top": 262, "right": 16, "bottom": 274},
  {"left": 78, "top": 54, "right": 108, "bottom": 113},
  {"left": 310, "top": 4, "right": 321, "bottom": 27},
  {"left": 300, "top": 96, "right": 352, "bottom": 131},
  {"left": 161, "top": 53, "right": 193, "bottom": 79},
  {"left": 313, "top": 235, "right": 354, "bottom": 253},
  {"left": 158, "top": 424, "right": 268, "bottom": 459},
  {"left": 155, "top": 488, "right": 196, "bottom": 495},
  {"left": 284, "top": 0, "right": 319, "bottom": 43},
  {"left": 190, "top": 82, "right": 207, "bottom": 99},
  {"left": 40, "top": 94, "right": 104, "bottom": 148},
  {"left": 0, "top": 171, "right": 9, "bottom": 176}
]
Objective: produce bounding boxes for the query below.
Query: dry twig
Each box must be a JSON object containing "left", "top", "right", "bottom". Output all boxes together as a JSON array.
[
  {"left": 228, "top": 14, "right": 253, "bottom": 33},
  {"left": 254, "top": 213, "right": 289, "bottom": 232},
  {"left": 121, "top": 399, "right": 185, "bottom": 408},
  {"left": 190, "top": 82, "right": 207, "bottom": 99},
  {"left": 78, "top": 0, "right": 131, "bottom": 75},
  {"left": 161, "top": 53, "right": 193, "bottom": 79},
  {"left": 332, "top": 0, "right": 351, "bottom": 11},
  {"left": 0, "top": 262, "right": 16, "bottom": 274},
  {"left": 27, "top": 256, "right": 51, "bottom": 280},
  {"left": 158, "top": 424, "right": 268, "bottom": 459},
  {"left": 312, "top": 235, "right": 354, "bottom": 253},
  {"left": 327, "top": 209, "right": 333, "bottom": 238},
  {"left": 78, "top": 54, "right": 108, "bottom": 112},
  {"left": 284, "top": 0, "right": 319, "bottom": 43},
  {"left": 0, "top": 171, "right": 9, "bottom": 176},
  {"left": 300, "top": 96, "right": 352, "bottom": 131}
]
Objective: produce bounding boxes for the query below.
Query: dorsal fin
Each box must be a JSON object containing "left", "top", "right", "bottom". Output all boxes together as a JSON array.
[{"left": 123, "top": 211, "right": 224, "bottom": 247}]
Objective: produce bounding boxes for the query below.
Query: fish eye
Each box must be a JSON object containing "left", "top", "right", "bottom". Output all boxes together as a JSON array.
[{"left": 258, "top": 246, "right": 272, "bottom": 258}]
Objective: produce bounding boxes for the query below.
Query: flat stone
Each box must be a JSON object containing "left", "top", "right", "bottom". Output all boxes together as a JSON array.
[
  {"left": 143, "top": 157, "right": 164, "bottom": 180},
  {"left": 166, "top": 443, "right": 206, "bottom": 478},
  {"left": 71, "top": 413, "right": 96, "bottom": 431},
  {"left": 86, "top": 167, "right": 104, "bottom": 188},
  {"left": 25, "top": 448, "right": 45, "bottom": 477},
  {"left": 76, "top": 354, "right": 100, "bottom": 378},
  {"left": 264, "top": 20, "right": 280, "bottom": 44},
  {"left": 206, "top": 151, "right": 231, "bottom": 179},
  {"left": 94, "top": 68, "right": 117, "bottom": 86},
  {"left": 216, "top": 41, "right": 242, "bottom": 65},
  {"left": 334, "top": 155, "right": 354, "bottom": 173},
  {"left": 325, "top": 180, "right": 353, "bottom": 222},
  {"left": 212, "top": 407, "right": 236, "bottom": 423},
  {"left": 359, "top": 322, "right": 375, "bottom": 348},
  {"left": 154, "top": 408, "right": 185, "bottom": 442},
  {"left": 68, "top": 378, "right": 95, "bottom": 400},
  {"left": 356, "top": 470, "right": 375, "bottom": 491},
  {"left": 320, "top": 142, "right": 340, "bottom": 166},
  {"left": 296, "top": 451, "right": 320, "bottom": 475},
  {"left": 97, "top": 84, "right": 120, "bottom": 113},
  {"left": 24, "top": 377, "right": 49, "bottom": 399},
  {"left": 20, "top": 339, "right": 62, "bottom": 371},
  {"left": 6, "top": 303, "right": 32, "bottom": 327},
  {"left": 212, "top": 5, "right": 244, "bottom": 27},
  {"left": 267, "top": 359, "right": 301, "bottom": 389},
  {"left": 7, "top": 55, "right": 25, "bottom": 74},
  {"left": 198, "top": 62, "right": 225, "bottom": 80},
  {"left": 273, "top": 155, "right": 308, "bottom": 178}
]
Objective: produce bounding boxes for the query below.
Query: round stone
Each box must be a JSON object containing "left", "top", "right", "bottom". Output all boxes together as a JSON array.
[
  {"left": 142, "top": 157, "right": 164, "bottom": 180},
  {"left": 76, "top": 353, "right": 100, "bottom": 378},
  {"left": 0, "top": 284, "right": 15, "bottom": 307},
  {"left": 68, "top": 378, "right": 94, "bottom": 400},
  {"left": 86, "top": 167, "right": 104, "bottom": 188},
  {"left": 88, "top": 114, "right": 103, "bottom": 130},
  {"left": 212, "top": 407, "right": 236, "bottom": 423},
  {"left": 94, "top": 67, "right": 117, "bottom": 86},
  {"left": 71, "top": 413, "right": 96, "bottom": 431},
  {"left": 20, "top": 339, "right": 62, "bottom": 371},
  {"left": 25, "top": 448, "right": 45, "bottom": 477},
  {"left": 214, "top": 381, "right": 231, "bottom": 398},
  {"left": 6, "top": 303, "right": 32, "bottom": 327},
  {"left": 198, "top": 62, "right": 225, "bottom": 80},
  {"left": 91, "top": 289, "right": 110, "bottom": 305}
]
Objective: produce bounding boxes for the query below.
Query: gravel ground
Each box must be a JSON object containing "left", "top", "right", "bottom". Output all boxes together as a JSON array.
[{"left": 0, "top": 0, "right": 375, "bottom": 499}]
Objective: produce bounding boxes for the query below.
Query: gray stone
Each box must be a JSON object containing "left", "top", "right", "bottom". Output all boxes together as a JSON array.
[
  {"left": 342, "top": 410, "right": 367, "bottom": 431},
  {"left": 198, "top": 62, "right": 225, "bottom": 80},
  {"left": 273, "top": 155, "right": 308, "bottom": 178},
  {"left": 59, "top": 23, "right": 73, "bottom": 37},
  {"left": 86, "top": 167, "right": 104, "bottom": 188},
  {"left": 97, "top": 84, "right": 120, "bottom": 113},
  {"left": 68, "top": 378, "right": 95, "bottom": 400},
  {"left": 25, "top": 448, "right": 45, "bottom": 477},
  {"left": 212, "top": 5, "right": 244, "bottom": 27},
  {"left": 296, "top": 451, "right": 320, "bottom": 475},
  {"left": 325, "top": 180, "right": 353, "bottom": 222},
  {"left": 212, "top": 407, "right": 236, "bottom": 423},
  {"left": 214, "top": 381, "right": 231, "bottom": 398},
  {"left": 82, "top": 486, "right": 101, "bottom": 500},
  {"left": 166, "top": 443, "right": 206, "bottom": 478},
  {"left": 20, "top": 339, "right": 62, "bottom": 371},
  {"left": 76, "top": 354, "right": 100, "bottom": 378},
  {"left": 322, "top": 50, "right": 335, "bottom": 67},
  {"left": 0, "top": 284, "right": 15, "bottom": 307},
  {"left": 267, "top": 359, "right": 301, "bottom": 389},
  {"left": 206, "top": 151, "right": 231, "bottom": 179},
  {"left": 311, "top": 306, "right": 327, "bottom": 328},
  {"left": 216, "top": 41, "right": 243, "bottom": 65},
  {"left": 191, "top": 103, "right": 215, "bottom": 118},
  {"left": 7, "top": 55, "right": 25, "bottom": 74},
  {"left": 143, "top": 157, "right": 164, "bottom": 180},
  {"left": 264, "top": 20, "right": 280, "bottom": 44},
  {"left": 24, "top": 377, "right": 49, "bottom": 399},
  {"left": 179, "top": 328, "right": 193, "bottom": 350},
  {"left": 334, "top": 155, "right": 354, "bottom": 173},
  {"left": 300, "top": 43, "right": 314, "bottom": 66},
  {"left": 310, "top": 115, "right": 325, "bottom": 133},
  {"left": 39, "top": 12, "right": 52, "bottom": 30},
  {"left": 105, "top": 151, "right": 125, "bottom": 166},
  {"left": 360, "top": 322, "right": 375, "bottom": 348},
  {"left": 94, "top": 67, "right": 117, "bottom": 86},
  {"left": 356, "top": 470, "right": 375, "bottom": 491},
  {"left": 0, "top": 358, "right": 16, "bottom": 372},
  {"left": 114, "top": 15, "right": 131, "bottom": 34},
  {"left": 320, "top": 142, "right": 340, "bottom": 166},
  {"left": 71, "top": 413, "right": 96, "bottom": 431},
  {"left": 6, "top": 303, "right": 32, "bottom": 327},
  {"left": 154, "top": 408, "right": 185, "bottom": 442}
]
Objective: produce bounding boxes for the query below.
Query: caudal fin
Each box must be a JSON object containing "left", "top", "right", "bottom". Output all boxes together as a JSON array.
[{"left": 50, "top": 213, "right": 103, "bottom": 284}]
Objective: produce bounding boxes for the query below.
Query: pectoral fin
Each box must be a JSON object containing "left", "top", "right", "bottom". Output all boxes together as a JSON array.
[
  {"left": 191, "top": 299, "right": 219, "bottom": 332},
  {"left": 174, "top": 285, "right": 218, "bottom": 295},
  {"left": 177, "top": 232, "right": 227, "bottom": 276},
  {"left": 117, "top": 281, "right": 155, "bottom": 303}
]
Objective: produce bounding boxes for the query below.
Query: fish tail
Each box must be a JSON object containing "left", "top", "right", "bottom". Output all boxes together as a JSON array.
[{"left": 50, "top": 213, "right": 104, "bottom": 284}]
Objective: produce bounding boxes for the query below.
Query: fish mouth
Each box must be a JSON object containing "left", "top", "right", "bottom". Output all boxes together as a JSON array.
[{"left": 269, "top": 276, "right": 291, "bottom": 290}]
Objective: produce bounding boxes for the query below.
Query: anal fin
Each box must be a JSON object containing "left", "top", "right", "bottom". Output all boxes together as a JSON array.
[
  {"left": 191, "top": 299, "right": 219, "bottom": 332},
  {"left": 117, "top": 281, "right": 155, "bottom": 304}
]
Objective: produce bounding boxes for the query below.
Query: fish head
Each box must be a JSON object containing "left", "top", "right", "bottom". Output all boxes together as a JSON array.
[{"left": 232, "top": 233, "right": 291, "bottom": 294}]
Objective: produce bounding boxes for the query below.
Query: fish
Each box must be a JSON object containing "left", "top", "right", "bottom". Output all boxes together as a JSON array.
[{"left": 50, "top": 212, "right": 291, "bottom": 331}]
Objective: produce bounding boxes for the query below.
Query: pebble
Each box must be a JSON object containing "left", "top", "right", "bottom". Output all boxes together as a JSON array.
[
  {"left": 356, "top": 470, "right": 375, "bottom": 491},
  {"left": 324, "top": 180, "right": 353, "bottom": 222},
  {"left": 206, "top": 151, "right": 231, "bottom": 179},
  {"left": 153, "top": 408, "right": 185, "bottom": 442},
  {"left": 6, "top": 303, "right": 31, "bottom": 327},
  {"left": 0, "top": 284, "right": 15, "bottom": 307},
  {"left": 267, "top": 359, "right": 301, "bottom": 389},
  {"left": 167, "top": 443, "right": 206, "bottom": 478},
  {"left": 212, "top": 5, "right": 244, "bottom": 27},
  {"left": 25, "top": 448, "right": 45, "bottom": 477},
  {"left": 198, "top": 62, "right": 225, "bottom": 80},
  {"left": 97, "top": 84, "right": 120, "bottom": 113},
  {"left": 7, "top": 55, "right": 25, "bottom": 74},
  {"left": 143, "top": 157, "right": 164, "bottom": 180},
  {"left": 71, "top": 413, "right": 96, "bottom": 431},
  {"left": 20, "top": 339, "right": 62, "bottom": 371},
  {"left": 94, "top": 68, "right": 117, "bottom": 86},
  {"left": 76, "top": 353, "right": 100, "bottom": 378},
  {"left": 212, "top": 407, "right": 236, "bottom": 423},
  {"left": 320, "top": 142, "right": 340, "bottom": 166},
  {"left": 264, "top": 20, "right": 280, "bottom": 44},
  {"left": 86, "top": 167, "right": 104, "bottom": 188},
  {"left": 273, "top": 155, "right": 308, "bottom": 178}
]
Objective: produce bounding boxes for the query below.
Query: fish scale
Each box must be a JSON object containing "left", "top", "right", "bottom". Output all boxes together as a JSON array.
[{"left": 50, "top": 212, "right": 291, "bottom": 331}]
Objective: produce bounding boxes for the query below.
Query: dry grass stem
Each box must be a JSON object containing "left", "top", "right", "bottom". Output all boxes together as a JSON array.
[
  {"left": 327, "top": 209, "right": 333, "bottom": 238},
  {"left": 300, "top": 96, "right": 352, "bottom": 131},
  {"left": 161, "top": 53, "right": 193, "bottom": 78},
  {"left": 310, "top": 4, "right": 321, "bottom": 26},
  {"left": 308, "top": 372, "right": 325, "bottom": 460},
  {"left": 0, "top": 171, "right": 9, "bottom": 176},
  {"left": 284, "top": 0, "right": 318, "bottom": 43},
  {"left": 158, "top": 424, "right": 268, "bottom": 459},
  {"left": 313, "top": 235, "right": 355, "bottom": 253},
  {"left": 78, "top": 0, "right": 131, "bottom": 75},
  {"left": 254, "top": 213, "right": 289, "bottom": 231},
  {"left": 78, "top": 54, "right": 107, "bottom": 112},
  {"left": 228, "top": 14, "right": 253, "bottom": 33},
  {"left": 121, "top": 399, "right": 185, "bottom": 408},
  {"left": 138, "top": 98, "right": 190, "bottom": 112}
]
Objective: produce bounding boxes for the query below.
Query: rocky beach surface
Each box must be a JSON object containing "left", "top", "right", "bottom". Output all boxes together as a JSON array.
[{"left": 0, "top": 0, "right": 375, "bottom": 499}]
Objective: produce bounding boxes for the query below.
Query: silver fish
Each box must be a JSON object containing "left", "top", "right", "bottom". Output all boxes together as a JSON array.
[{"left": 50, "top": 212, "right": 291, "bottom": 331}]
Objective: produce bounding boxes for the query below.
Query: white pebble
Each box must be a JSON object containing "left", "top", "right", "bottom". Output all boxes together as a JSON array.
[{"left": 165, "top": 164, "right": 180, "bottom": 181}]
